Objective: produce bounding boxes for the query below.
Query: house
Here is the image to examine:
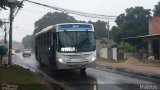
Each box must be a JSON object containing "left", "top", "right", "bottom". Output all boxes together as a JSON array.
[{"left": 122, "top": 16, "right": 160, "bottom": 60}]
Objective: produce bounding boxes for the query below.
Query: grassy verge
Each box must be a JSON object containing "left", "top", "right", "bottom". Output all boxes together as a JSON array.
[{"left": 0, "top": 65, "right": 51, "bottom": 90}]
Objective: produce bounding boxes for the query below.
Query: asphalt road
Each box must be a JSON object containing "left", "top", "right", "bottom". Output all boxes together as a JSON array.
[{"left": 12, "top": 53, "right": 159, "bottom": 90}]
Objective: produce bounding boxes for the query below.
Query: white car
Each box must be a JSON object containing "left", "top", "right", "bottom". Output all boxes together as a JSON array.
[
  {"left": 12, "top": 50, "right": 15, "bottom": 55},
  {"left": 22, "top": 49, "right": 32, "bottom": 57}
]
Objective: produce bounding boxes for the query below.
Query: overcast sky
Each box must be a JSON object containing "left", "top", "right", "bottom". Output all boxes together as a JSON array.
[{"left": 0, "top": 0, "right": 159, "bottom": 42}]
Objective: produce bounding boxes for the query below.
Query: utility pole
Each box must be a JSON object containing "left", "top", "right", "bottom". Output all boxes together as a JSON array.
[
  {"left": 106, "top": 20, "right": 110, "bottom": 47},
  {"left": 0, "top": 19, "right": 9, "bottom": 45},
  {"left": 3, "top": 19, "right": 8, "bottom": 45},
  {"left": 8, "top": 0, "right": 17, "bottom": 65},
  {"left": 4, "top": 25, "right": 7, "bottom": 44}
]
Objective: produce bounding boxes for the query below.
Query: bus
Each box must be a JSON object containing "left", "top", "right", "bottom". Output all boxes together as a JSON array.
[{"left": 35, "top": 23, "right": 96, "bottom": 71}]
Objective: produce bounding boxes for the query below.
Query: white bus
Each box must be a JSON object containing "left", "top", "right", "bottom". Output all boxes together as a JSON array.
[{"left": 35, "top": 23, "right": 96, "bottom": 71}]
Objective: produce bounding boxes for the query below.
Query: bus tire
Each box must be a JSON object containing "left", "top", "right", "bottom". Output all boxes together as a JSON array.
[
  {"left": 80, "top": 68, "right": 86, "bottom": 72},
  {"left": 38, "top": 54, "right": 44, "bottom": 67},
  {"left": 35, "top": 47, "right": 38, "bottom": 60}
]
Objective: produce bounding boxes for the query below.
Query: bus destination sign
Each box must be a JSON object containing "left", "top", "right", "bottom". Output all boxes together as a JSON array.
[{"left": 58, "top": 24, "right": 92, "bottom": 30}]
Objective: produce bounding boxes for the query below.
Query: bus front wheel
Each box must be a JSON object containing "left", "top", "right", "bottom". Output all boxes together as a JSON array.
[
  {"left": 80, "top": 68, "right": 86, "bottom": 72},
  {"left": 38, "top": 54, "right": 44, "bottom": 67}
]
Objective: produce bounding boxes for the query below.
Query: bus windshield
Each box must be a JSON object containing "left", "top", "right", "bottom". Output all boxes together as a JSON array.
[{"left": 57, "top": 31, "right": 96, "bottom": 52}]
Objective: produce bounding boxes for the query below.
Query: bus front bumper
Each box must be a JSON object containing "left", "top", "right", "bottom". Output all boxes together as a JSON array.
[{"left": 56, "top": 60, "right": 96, "bottom": 69}]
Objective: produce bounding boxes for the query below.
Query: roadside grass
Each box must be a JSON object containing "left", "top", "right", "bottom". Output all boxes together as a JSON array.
[{"left": 0, "top": 65, "right": 51, "bottom": 90}]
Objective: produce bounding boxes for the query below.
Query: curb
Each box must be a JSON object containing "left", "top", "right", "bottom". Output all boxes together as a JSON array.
[
  {"left": 13, "top": 55, "right": 66, "bottom": 90},
  {"left": 97, "top": 64, "right": 160, "bottom": 82}
]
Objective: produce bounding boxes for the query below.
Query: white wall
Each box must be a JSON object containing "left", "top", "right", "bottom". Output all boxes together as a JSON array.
[
  {"left": 99, "top": 48, "right": 117, "bottom": 60},
  {"left": 99, "top": 48, "right": 108, "bottom": 59},
  {"left": 112, "top": 48, "right": 117, "bottom": 61}
]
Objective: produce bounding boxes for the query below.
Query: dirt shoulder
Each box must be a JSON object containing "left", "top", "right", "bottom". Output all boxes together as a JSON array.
[{"left": 96, "top": 57, "right": 160, "bottom": 75}]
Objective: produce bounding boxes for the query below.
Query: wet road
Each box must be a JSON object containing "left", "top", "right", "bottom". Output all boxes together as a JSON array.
[{"left": 12, "top": 53, "right": 159, "bottom": 90}]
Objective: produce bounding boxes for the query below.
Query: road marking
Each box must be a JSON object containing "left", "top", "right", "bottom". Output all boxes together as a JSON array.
[{"left": 93, "top": 82, "right": 97, "bottom": 90}]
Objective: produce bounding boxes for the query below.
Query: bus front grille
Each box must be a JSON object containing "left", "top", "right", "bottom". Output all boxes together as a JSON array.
[{"left": 64, "top": 55, "right": 89, "bottom": 59}]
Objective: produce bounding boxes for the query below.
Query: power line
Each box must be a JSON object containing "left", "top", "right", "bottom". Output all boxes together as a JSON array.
[
  {"left": 41, "top": 0, "right": 52, "bottom": 5},
  {"left": 13, "top": 0, "right": 25, "bottom": 18},
  {"left": 21, "top": 9, "right": 46, "bottom": 14},
  {"left": 24, "top": 0, "right": 117, "bottom": 20}
]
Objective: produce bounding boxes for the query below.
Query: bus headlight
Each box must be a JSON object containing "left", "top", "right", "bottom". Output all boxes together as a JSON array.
[
  {"left": 58, "top": 58, "right": 65, "bottom": 64},
  {"left": 90, "top": 57, "right": 96, "bottom": 62}
]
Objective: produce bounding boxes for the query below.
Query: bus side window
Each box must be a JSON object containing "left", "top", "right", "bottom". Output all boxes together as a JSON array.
[
  {"left": 44, "top": 33, "right": 47, "bottom": 46},
  {"left": 38, "top": 36, "right": 40, "bottom": 45},
  {"left": 52, "top": 32, "right": 56, "bottom": 46},
  {"left": 35, "top": 37, "right": 37, "bottom": 45},
  {"left": 41, "top": 34, "right": 43, "bottom": 46},
  {"left": 40, "top": 35, "right": 42, "bottom": 45},
  {"left": 47, "top": 32, "right": 51, "bottom": 45},
  {"left": 46, "top": 33, "right": 48, "bottom": 45},
  {"left": 43, "top": 34, "right": 46, "bottom": 46}
]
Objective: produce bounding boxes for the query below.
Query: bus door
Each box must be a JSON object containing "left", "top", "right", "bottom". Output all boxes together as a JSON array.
[{"left": 48, "top": 32, "right": 57, "bottom": 67}]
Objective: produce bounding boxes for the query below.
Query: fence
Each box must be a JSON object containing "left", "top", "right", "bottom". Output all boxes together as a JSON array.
[
  {"left": 99, "top": 48, "right": 142, "bottom": 60},
  {"left": 99, "top": 48, "right": 118, "bottom": 60}
]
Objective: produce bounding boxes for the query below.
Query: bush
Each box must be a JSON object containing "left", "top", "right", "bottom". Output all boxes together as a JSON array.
[
  {"left": 0, "top": 45, "right": 8, "bottom": 56},
  {"left": 121, "top": 42, "right": 137, "bottom": 52}
]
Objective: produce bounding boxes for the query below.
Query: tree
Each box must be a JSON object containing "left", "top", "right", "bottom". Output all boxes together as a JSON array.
[
  {"left": 0, "top": 0, "right": 23, "bottom": 10},
  {"left": 111, "top": 7, "right": 151, "bottom": 43},
  {"left": 0, "top": 0, "right": 8, "bottom": 10},
  {"left": 89, "top": 20, "right": 107, "bottom": 39},
  {"left": 115, "top": 14, "right": 126, "bottom": 27},
  {"left": 110, "top": 26, "right": 122, "bottom": 43},
  {"left": 22, "top": 35, "right": 34, "bottom": 49},
  {"left": 0, "top": 1, "right": 23, "bottom": 27},
  {"left": 153, "top": 1, "right": 160, "bottom": 16},
  {"left": 34, "top": 12, "right": 78, "bottom": 34}
]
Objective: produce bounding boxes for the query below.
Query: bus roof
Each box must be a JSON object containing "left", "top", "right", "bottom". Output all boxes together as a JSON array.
[
  {"left": 35, "top": 23, "right": 94, "bottom": 36},
  {"left": 35, "top": 25, "right": 55, "bottom": 36}
]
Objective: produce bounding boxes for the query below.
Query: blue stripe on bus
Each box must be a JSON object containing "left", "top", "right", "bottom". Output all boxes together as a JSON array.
[{"left": 58, "top": 24, "right": 92, "bottom": 30}]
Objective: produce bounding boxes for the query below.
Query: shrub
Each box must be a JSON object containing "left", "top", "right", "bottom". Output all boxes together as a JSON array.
[
  {"left": 0, "top": 45, "right": 8, "bottom": 56},
  {"left": 121, "top": 42, "right": 137, "bottom": 52},
  {"left": 0, "top": 45, "right": 8, "bottom": 65}
]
